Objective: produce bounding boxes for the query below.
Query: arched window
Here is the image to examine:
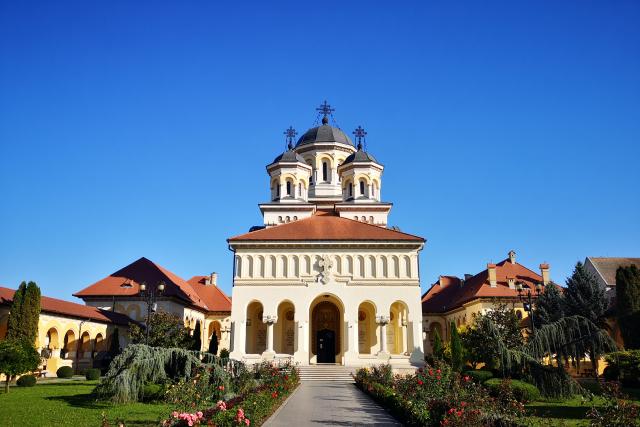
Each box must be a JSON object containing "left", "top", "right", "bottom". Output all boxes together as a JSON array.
[
  {"left": 286, "top": 181, "right": 292, "bottom": 196},
  {"left": 322, "top": 162, "right": 328, "bottom": 182},
  {"left": 360, "top": 180, "right": 365, "bottom": 195}
]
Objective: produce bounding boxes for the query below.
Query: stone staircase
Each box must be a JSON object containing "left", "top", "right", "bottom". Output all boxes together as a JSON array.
[{"left": 298, "top": 364, "right": 355, "bottom": 383}]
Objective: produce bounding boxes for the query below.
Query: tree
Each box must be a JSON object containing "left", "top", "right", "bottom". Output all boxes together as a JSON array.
[
  {"left": 192, "top": 321, "right": 202, "bottom": 351},
  {"left": 535, "top": 284, "right": 565, "bottom": 328},
  {"left": 563, "top": 262, "right": 607, "bottom": 327},
  {"left": 6, "top": 281, "right": 41, "bottom": 343},
  {"left": 208, "top": 331, "right": 219, "bottom": 356},
  {"left": 432, "top": 328, "right": 444, "bottom": 360},
  {"left": 450, "top": 322, "right": 463, "bottom": 371},
  {"left": 0, "top": 339, "right": 40, "bottom": 393},
  {"left": 129, "top": 310, "right": 193, "bottom": 348},
  {"left": 616, "top": 265, "right": 640, "bottom": 349}
]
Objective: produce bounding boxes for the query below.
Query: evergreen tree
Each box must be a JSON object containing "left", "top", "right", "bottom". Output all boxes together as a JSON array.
[
  {"left": 192, "top": 322, "right": 202, "bottom": 351},
  {"left": 450, "top": 322, "right": 463, "bottom": 371},
  {"left": 616, "top": 265, "right": 640, "bottom": 349},
  {"left": 208, "top": 332, "right": 219, "bottom": 356},
  {"left": 6, "top": 281, "right": 41, "bottom": 343},
  {"left": 535, "top": 284, "right": 565, "bottom": 328},
  {"left": 563, "top": 262, "right": 608, "bottom": 327},
  {"left": 109, "top": 328, "right": 121, "bottom": 357},
  {"left": 432, "top": 328, "right": 444, "bottom": 360}
]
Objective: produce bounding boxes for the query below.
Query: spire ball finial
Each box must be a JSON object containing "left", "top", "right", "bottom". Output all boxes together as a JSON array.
[{"left": 322, "top": 115, "right": 329, "bottom": 125}]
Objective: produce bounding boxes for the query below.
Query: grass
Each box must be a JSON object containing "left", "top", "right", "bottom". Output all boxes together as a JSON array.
[{"left": 0, "top": 380, "right": 173, "bottom": 426}]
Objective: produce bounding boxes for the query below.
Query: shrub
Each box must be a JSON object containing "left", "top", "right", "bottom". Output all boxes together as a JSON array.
[
  {"left": 56, "top": 366, "right": 74, "bottom": 378},
  {"left": 463, "top": 369, "right": 493, "bottom": 383},
  {"left": 16, "top": 374, "right": 36, "bottom": 387},
  {"left": 605, "top": 350, "right": 640, "bottom": 387},
  {"left": 142, "top": 383, "right": 163, "bottom": 401},
  {"left": 370, "top": 364, "right": 393, "bottom": 386},
  {"left": 588, "top": 381, "right": 640, "bottom": 426},
  {"left": 484, "top": 378, "right": 541, "bottom": 403},
  {"left": 85, "top": 368, "right": 101, "bottom": 380},
  {"left": 603, "top": 365, "right": 620, "bottom": 382},
  {"left": 219, "top": 348, "right": 230, "bottom": 359}
]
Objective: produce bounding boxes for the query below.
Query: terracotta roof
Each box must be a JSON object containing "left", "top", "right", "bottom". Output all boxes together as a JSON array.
[
  {"left": 186, "top": 276, "right": 232, "bottom": 312},
  {"left": 0, "top": 286, "right": 132, "bottom": 325},
  {"left": 228, "top": 212, "right": 424, "bottom": 242},
  {"left": 422, "top": 258, "right": 544, "bottom": 314},
  {"left": 587, "top": 257, "right": 640, "bottom": 287},
  {"left": 73, "top": 257, "right": 209, "bottom": 311}
]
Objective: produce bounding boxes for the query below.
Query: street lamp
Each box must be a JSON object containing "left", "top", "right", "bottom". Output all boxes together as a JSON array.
[
  {"left": 516, "top": 281, "right": 544, "bottom": 335},
  {"left": 139, "top": 281, "right": 165, "bottom": 345}
]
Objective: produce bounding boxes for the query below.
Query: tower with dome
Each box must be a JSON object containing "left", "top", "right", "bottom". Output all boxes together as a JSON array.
[{"left": 228, "top": 102, "right": 425, "bottom": 367}]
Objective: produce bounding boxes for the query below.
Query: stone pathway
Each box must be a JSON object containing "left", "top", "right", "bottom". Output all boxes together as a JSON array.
[{"left": 264, "top": 381, "right": 401, "bottom": 426}]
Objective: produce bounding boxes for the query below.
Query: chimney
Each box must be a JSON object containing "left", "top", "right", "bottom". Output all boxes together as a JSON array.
[
  {"left": 205, "top": 272, "right": 218, "bottom": 286},
  {"left": 487, "top": 263, "right": 497, "bottom": 287},
  {"left": 507, "top": 276, "right": 516, "bottom": 289},
  {"left": 508, "top": 250, "right": 516, "bottom": 264},
  {"left": 540, "top": 264, "right": 550, "bottom": 286}
]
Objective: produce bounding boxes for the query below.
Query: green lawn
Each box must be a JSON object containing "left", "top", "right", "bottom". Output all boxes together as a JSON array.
[{"left": 0, "top": 380, "right": 173, "bottom": 426}]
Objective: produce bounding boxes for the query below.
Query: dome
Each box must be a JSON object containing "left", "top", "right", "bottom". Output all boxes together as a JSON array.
[
  {"left": 341, "top": 143, "right": 377, "bottom": 164},
  {"left": 272, "top": 148, "right": 306, "bottom": 164},
  {"left": 296, "top": 120, "right": 353, "bottom": 147}
]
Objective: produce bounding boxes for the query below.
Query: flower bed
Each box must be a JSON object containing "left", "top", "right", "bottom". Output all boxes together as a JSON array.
[
  {"left": 354, "top": 362, "right": 525, "bottom": 427},
  {"left": 162, "top": 361, "right": 299, "bottom": 427}
]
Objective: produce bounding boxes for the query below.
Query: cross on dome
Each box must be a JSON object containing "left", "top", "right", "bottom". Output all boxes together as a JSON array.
[
  {"left": 316, "top": 100, "right": 335, "bottom": 124},
  {"left": 283, "top": 126, "right": 297, "bottom": 149},
  {"left": 353, "top": 125, "right": 367, "bottom": 150}
]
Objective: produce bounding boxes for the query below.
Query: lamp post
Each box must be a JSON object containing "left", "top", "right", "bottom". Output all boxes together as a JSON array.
[
  {"left": 515, "top": 281, "right": 544, "bottom": 335},
  {"left": 139, "top": 281, "right": 165, "bottom": 345}
]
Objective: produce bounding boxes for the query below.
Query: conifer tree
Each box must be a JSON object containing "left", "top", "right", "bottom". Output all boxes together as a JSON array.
[
  {"left": 208, "top": 331, "right": 219, "bottom": 356},
  {"left": 192, "top": 321, "right": 202, "bottom": 351},
  {"left": 616, "top": 265, "right": 640, "bottom": 349},
  {"left": 6, "top": 281, "right": 41, "bottom": 343},
  {"left": 535, "top": 284, "right": 565, "bottom": 328},
  {"left": 563, "top": 262, "right": 607, "bottom": 327},
  {"left": 450, "top": 322, "right": 463, "bottom": 371},
  {"left": 109, "top": 328, "right": 121, "bottom": 357},
  {"left": 432, "top": 328, "right": 444, "bottom": 360}
]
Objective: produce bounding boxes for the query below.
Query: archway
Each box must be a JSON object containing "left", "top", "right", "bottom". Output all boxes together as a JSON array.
[
  {"left": 357, "top": 301, "right": 377, "bottom": 354},
  {"left": 310, "top": 295, "right": 344, "bottom": 364},
  {"left": 45, "top": 327, "right": 60, "bottom": 350},
  {"left": 94, "top": 333, "right": 104, "bottom": 353},
  {"left": 245, "top": 301, "right": 266, "bottom": 354},
  {"left": 275, "top": 301, "right": 295, "bottom": 355},
  {"left": 62, "top": 330, "right": 75, "bottom": 359},
  {"left": 389, "top": 301, "right": 409, "bottom": 355},
  {"left": 78, "top": 331, "right": 91, "bottom": 359}
]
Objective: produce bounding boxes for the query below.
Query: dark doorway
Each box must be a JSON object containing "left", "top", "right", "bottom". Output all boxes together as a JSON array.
[{"left": 316, "top": 329, "right": 335, "bottom": 363}]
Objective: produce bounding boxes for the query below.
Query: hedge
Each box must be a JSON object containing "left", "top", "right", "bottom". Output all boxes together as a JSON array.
[
  {"left": 604, "top": 350, "right": 640, "bottom": 387},
  {"left": 484, "top": 378, "right": 540, "bottom": 403},
  {"left": 85, "top": 368, "right": 101, "bottom": 380},
  {"left": 56, "top": 366, "right": 74, "bottom": 378},
  {"left": 17, "top": 375, "right": 36, "bottom": 387},
  {"left": 464, "top": 370, "right": 493, "bottom": 383}
]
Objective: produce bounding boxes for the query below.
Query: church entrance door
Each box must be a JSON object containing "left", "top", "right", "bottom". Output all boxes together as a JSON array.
[{"left": 316, "top": 329, "right": 335, "bottom": 363}]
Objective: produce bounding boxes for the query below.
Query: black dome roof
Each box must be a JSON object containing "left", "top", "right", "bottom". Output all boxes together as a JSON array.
[
  {"left": 272, "top": 149, "right": 305, "bottom": 164},
  {"left": 296, "top": 123, "right": 353, "bottom": 147},
  {"left": 342, "top": 144, "right": 377, "bottom": 164}
]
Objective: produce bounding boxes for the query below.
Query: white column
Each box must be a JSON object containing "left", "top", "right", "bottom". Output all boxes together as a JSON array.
[
  {"left": 402, "top": 317, "right": 409, "bottom": 355},
  {"left": 376, "top": 315, "right": 390, "bottom": 357},
  {"left": 266, "top": 323, "right": 274, "bottom": 353}
]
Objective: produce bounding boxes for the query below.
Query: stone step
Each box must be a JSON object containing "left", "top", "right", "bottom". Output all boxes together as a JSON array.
[{"left": 297, "top": 365, "right": 355, "bottom": 382}]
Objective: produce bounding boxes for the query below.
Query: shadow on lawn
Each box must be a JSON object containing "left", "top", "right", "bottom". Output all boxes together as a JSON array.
[
  {"left": 45, "top": 392, "right": 109, "bottom": 409},
  {"left": 527, "top": 405, "right": 591, "bottom": 420}
]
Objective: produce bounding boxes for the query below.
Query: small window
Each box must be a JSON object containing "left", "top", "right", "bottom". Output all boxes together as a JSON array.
[
  {"left": 349, "top": 184, "right": 353, "bottom": 197},
  {"left": 276, "top": 185, "right": 280, "bottom": 197},
  {"left": 286, "top": 181, "right": 292, "bottom": 196},
  {"left": 360, "top": 180, "right": 365, "bottom": 195},
  {"left": 322, "top": 162, "right": 328, "bottom": 182},
  {"left": 298, "top": 183, "right": 302, "bottom": 196}
]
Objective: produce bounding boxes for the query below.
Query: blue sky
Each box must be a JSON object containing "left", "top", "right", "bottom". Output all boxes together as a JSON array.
[{"left": 1, "top": 0, "right": 639, "bottom": 301}]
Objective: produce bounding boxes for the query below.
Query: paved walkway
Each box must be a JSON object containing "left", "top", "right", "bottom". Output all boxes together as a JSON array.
[{"left": 264, "top": 382, "right": 401, "bottom": 426}]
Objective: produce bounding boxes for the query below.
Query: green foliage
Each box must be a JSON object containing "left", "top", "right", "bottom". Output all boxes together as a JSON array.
[
  {"left": 604, "top": 350, "right": 640, "bottom": 387},
  {"left": 56, "top": 366, "right": 74, "bottom": 378},
  {"left": 535, "top": 283, "right": 565, "bottom": 328},
  {"left": 208, "top": 332, "right": 219, "bottom": 355},
  {"left": 616, "top": 265, "right": 640, "bottom": 349},
  {"left": 460, "top": 303, "right": 523, "bottom": 369},
  {"left": 450, "top": 322, "right": 463, "bottom": 371},
  {"left": 432, "top": 328, "right": 443, "bottom": 360},
  {"left": 141, "top": 383, "right": 163, "bottom": 402},
  {"left": 484, "top": 378, "right": 541, "bottom": 403},
  {"left": 219, "top": 348, "right": 229, "bottom": 359},
  {"left": 85, "top": 368, "right": 101, "bottom": 380},
  {"left": 129, "top": 310, "right": 193, "bottom": 349},
  {"left": 191, "top": 321, "right": 202, "bottom": 351},
  {"left": 369, "top": 364, "right": 393, "bottom": 386},
  {"left": 0, "top": 338, "right": 40, "bottom": 393},
  {"left": 564, "top": 262, "right": 608, "bottom": 328},
  {"left": 587, "top": 381, "right": 640, "bottom": 426},
  {"left": 6, "top": 281, "right": 41, "bottom": 344},
  {"left": 16, "top": 374, "right": 36, "bottom": 387},
  {"left": 463, "top": 369, "right": 493, "bottom": 383}
]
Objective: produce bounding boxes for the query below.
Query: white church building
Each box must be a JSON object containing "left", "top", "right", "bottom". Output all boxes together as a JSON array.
[{"left": 228, "top": 102, "right": 425, "bottom": 367}]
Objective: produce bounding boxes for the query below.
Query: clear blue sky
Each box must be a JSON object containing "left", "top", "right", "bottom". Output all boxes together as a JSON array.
[{"left": 1, "top": 0, "right": 639, "bottom": 301}]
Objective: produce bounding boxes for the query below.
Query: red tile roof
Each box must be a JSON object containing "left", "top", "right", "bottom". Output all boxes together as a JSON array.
[
  {"left": 422, "top": 258, "right": 545, "bottom": 314},
  {"left": 228, "top": 212, "right": 424, "bottom": 242},
  {"left": 186, "top": 276, "right": 232, "bottom": 312},
  {"left": 0, "top": 286, "right": 132, "bottom": 325},
  {"left": 73, "top": 257, "right": 209, "bottom": 311}
]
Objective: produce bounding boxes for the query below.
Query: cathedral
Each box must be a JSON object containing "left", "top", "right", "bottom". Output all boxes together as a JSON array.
[{"left": 228, "top": 102, "right": 426, "bottom": 367}]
